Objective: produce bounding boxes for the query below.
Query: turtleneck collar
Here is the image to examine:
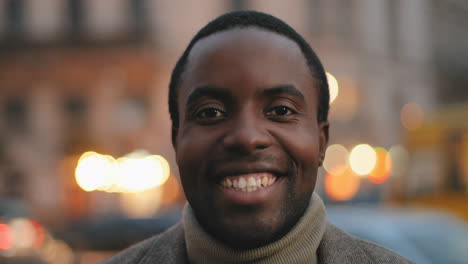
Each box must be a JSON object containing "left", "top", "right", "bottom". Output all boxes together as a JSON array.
[{"left": 183, "top": 193, "right": 327, "bottom": 264}]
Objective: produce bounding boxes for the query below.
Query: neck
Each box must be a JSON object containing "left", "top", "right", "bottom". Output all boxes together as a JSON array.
[{"left": 183, "top": 193, "right": 327, "bottom": 264}]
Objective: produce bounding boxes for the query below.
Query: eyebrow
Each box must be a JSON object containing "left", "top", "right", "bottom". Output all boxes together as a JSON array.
[
  {"left": 258, "top": 84, "right": 305, "bottom": 102},
  {"left": 186, "top": 85, "right": 232, "bottom": 106},
  {"left": 185, "top": 84, "right": 305, "bottom": 106}
]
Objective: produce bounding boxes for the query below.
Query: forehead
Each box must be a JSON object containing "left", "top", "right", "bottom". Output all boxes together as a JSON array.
[{"left": 181, "top": 27, "right": 316, "bottom": 101}]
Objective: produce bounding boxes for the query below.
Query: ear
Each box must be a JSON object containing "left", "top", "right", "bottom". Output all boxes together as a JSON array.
[{"left": 318, "top": 122, "right": 329, "bottom": 166}]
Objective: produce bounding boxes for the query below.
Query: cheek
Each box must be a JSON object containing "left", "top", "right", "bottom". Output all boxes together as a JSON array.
[
  {"left": 275, "top": 126, "right": 320, "bottom": 187},
  {"left": 176, "top": 126, "right": 222, "bottom": 174},
  {"left": 277, "top": 126, "right": 320, "bottom": 166}
]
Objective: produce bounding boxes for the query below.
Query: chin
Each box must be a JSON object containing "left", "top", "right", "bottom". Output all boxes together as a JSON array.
[
  {"left": 198, "top": 195, "right": 310, "bottom": 249},
  {"left": 217, "top": 216, "right": 285, "bottom": 249}
]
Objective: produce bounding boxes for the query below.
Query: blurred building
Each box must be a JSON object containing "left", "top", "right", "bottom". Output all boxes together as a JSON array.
[
  {"left": 0, "top": 0, "right": 466, "bottom": 227},
  {"left": 0, "top": 0, "right": 183, "bottom": 225}
]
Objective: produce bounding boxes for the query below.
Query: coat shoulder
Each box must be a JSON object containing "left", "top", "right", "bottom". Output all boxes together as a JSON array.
[
  {"left": 319, "top": 223, "right": 415, "bottom": 264},
  {"left": 99, "top": 222, "right": 187, "bottom": 264},
  {"left": 351, "top": 233, "right": 414, "bottom": 264}
]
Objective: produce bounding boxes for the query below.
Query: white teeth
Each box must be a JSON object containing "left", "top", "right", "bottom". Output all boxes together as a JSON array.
[
  {"left": 220, "top": 174, "right": 277, "bottom": 192},
  {"left": 226, "top": 178, "right": 232, "bottom": 188},
  {"left": 238, "top": 177, "right": 247, "bottom": 188},
  {"left": 247, "top": 177, "right": 256, "bottom": 187},
  {"left": 261, "top": 177, "right": 268, "bottom": 186}
]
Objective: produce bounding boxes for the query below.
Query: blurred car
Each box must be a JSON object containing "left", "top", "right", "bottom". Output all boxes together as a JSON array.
[
  {"left": 58, "top": 207, "right": 182, "bottom": 251},
  {"left": 327, "top": 205, "right": 468, "bottom": 264},
  {"left": 0, "top": 199, "right": 74, "bottom": 264}
]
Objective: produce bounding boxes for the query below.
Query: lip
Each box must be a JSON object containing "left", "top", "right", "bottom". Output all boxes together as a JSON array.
[{"left": 215, "top": 173, "right": 284, "bottom": 205}]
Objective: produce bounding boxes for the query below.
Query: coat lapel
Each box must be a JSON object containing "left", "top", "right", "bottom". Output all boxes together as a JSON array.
[
  {"left": 318, "top": 224, "right": 373, "bottom": 264},
  {"left": 139, "top": 223, "right": 189, "bottom": 264}
]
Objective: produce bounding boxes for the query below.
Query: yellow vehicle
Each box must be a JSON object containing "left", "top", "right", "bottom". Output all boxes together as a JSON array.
[{"left": 392, "top": 104, "right": 468, "bottom": 221}]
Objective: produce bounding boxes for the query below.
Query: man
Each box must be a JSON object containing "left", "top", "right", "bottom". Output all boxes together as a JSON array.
[{"left": 102, "top": 11, "right": 413, "bottom": 264}]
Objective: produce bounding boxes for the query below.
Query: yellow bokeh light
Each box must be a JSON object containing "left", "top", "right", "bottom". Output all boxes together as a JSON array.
[
  {"left": 368, "top": 147, "right": 392, "bottom": 184},
  {"left": 124, "top": 149, "right": 150, "bottom": 158},
  {"left": 117, "top": 157, "right": 161, "bottom": 193},
  {"left": 326, "top": 72, "right": 339, "bottom": 104},
  {"left": 323, "top": 144, "right": 349, "bottom": 174},
  {"left": 325, "top": 166, "right": 360, "bottom": 201},
  {"left": 97, "top": 155, "right": 119, "bottom": 191},
  {"left": 401, "top": 103, "right": 424, "bottom": 130},
  {"left": 116, "top": 155, "right": 170, "bottom": 193},
  {"left": 75, "top": 152, "right": 116, "bottom": 192},
  {"left": 349, "top": 144, "right": 377, "bottom": 176},
  {"left": 151, "top": 155, "right": 170, "bottom": 185},
  {"left": 75, "top": 150, "right": 171, "bottom": 193}
]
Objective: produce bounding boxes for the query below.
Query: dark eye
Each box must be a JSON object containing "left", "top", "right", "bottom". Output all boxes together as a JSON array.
[
  {"left": 266, "top": 106, "right": 294, "bottom": 117},
  {"left": 195, "top": 107, "right": 226, "bottom": 123},
  {"left": 199, "top": 108, "right": 223, "bottom": 118}
]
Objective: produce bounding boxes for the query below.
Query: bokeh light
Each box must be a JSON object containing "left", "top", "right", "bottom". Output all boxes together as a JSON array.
[
  {"left": 117, "top": 155, "right": 167, "bottom": 193},
  {"left": 323, "top": 144, "right": 349, "bottom": 174},
  {"left": 75, "top": 151, "right": 117, "bottom": 192},
  {"left": 0, "top": 223, "right": 12, "bottom": 250},
  {"left": 9, "top": 218, "right": 36, "bottom": 249},
  {"left": 325, "top": 166, "right": 360, "bottom": 201},
  {"left": 326, "top": 72, "right": 339, "bottom": 104},
  {"left": 401, "top": 103, "right": 424, "bottom": 130},
  {"left": 389, "top": 145, "right": 409, "bottom": 177},
  {"left": 153, "top": 155, "right": 171, "bottom": 183},
  {"left": 31, "top": 221, "right": 46, "bottom": 248},
  {"left": 349, "top": 144, "right": 377, "bottom": 176},
  {"left": 75, "top": 150, "right": 170, "bottom": 193},
  {"left": 368, "top": 147, "right": 393, "bottom": 184}
]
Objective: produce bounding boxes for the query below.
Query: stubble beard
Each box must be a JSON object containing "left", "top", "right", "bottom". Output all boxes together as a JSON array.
[{"left": 192, "top": 176, "right": 312, "bottom": 249}]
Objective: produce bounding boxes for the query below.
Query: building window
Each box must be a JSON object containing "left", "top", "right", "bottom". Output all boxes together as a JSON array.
[
  {"left": 309, "top": 0, "right": 323, "bottom": 37},
  {"left": 336, "top": 0, "right": 353, "bottom": 40},
  {"left": 4, "top": 96, "right": 28, "bottom": 133},
  {"left": 388, "top": 0, "right": 399, "bottom": 60},
  {"left": 115, "top": 96, "right": 148, "bottom": 133},
  {"left": 3, "top": 170, "right": 25, "bottom": 198},
  {"left": 65, "top": 95, "right": 88, "bottom": 122},
  {"left": 5, "top": 0, "right": 24, "bottom": 38},
  {"left": 231, "top": 0, "right": 246, "bottom": 11},
  {"left": 63, "top": 95, "right": 89, "bottom": 153},
  {"left": 130, "top": 0, "right": 148, "bottom": 36},
  {"left": 68, "top": 0, "right": 84, "bottom": 36}
]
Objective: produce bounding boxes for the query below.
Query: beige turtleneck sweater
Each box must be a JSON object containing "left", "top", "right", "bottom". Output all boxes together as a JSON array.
[{"left": 183, "top": 193, "right": 327, "bottom": 264}]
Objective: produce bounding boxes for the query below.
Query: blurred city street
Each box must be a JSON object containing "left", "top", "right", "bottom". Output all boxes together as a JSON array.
[{"left": 0, "top": 1, "right": 467, "bottom": 263}]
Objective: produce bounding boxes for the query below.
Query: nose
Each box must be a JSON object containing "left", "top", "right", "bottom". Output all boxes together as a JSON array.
[{"left": 222, "top": 114, "right": 273, "bottom": 154}]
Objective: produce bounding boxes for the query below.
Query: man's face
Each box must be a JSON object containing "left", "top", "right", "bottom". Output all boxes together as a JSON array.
[{"left": 175, "top": 28, "right": 328, "bottom": 248}]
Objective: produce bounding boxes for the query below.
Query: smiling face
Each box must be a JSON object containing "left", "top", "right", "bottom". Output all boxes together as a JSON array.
[{"left": 175, "top": 28, "right": 328, "bottom": 249}]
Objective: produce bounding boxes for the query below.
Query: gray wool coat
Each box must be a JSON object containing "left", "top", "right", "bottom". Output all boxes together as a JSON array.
[{"left": 100, "top": 222, "right": 414, "bottom": 264}]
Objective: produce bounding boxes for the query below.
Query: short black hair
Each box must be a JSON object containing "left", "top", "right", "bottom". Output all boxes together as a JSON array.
[{"left": 169, "top": 10, "right": 329, "bottom": 144}]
